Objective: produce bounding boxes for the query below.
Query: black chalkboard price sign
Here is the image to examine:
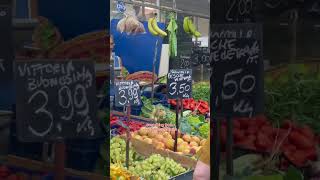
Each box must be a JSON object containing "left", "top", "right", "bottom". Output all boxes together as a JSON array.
[
  {"left": 191, "top": 47, "right": 210, "bottom": 67},
  {"left": 15, "top": 60, "right": 102, "bottom": 142},
  {"left": 167, "top": 69, "right": 192, "bottom": 99},
  {"left": 211, "top": 23, "right": 263, "bottom": 118},
  {"left": 114, "top": 80, "right": 141, "bottom": 107}
]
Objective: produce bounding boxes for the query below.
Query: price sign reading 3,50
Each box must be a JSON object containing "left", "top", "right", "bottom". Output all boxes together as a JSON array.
[
  {"left": 115, "top": 80, "right": 141, "bottom": 107},
  {"left": 167, "top": 69, "right": 192, "bottom": 99}
]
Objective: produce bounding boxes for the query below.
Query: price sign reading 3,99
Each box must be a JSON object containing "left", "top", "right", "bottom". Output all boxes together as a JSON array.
[
  {"left": 115, "top": 80, "right": 141, "bottom": 107},
  {"left": 15, "top": 60, "right": 102, "bottom": 142},
  {"left": 167, "top": 69, "right": 192, "bottom": 99},
  {"left": 210, "top": 23, "right": 263, "bottom": 117}
]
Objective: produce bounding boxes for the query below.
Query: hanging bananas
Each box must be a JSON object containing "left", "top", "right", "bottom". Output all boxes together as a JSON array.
[
  {"left": 148, "top": 17, "right": 159, "bottom": 36},
  {"left": 147, "top": 17, "right": 167, "bottom": 37},
  {"left": 183, "top": 16, "right": 201, "bottom": 38}
]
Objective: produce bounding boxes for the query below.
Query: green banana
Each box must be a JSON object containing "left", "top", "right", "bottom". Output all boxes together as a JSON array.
[
  {"left": 187, "top": 17, "right": 197, "bottom": 34},
  {"left": 183, "top": 17, "right": 191, "bottom": 34},
  {"left": 151, "top": 18, "right": 167, "bottom": 36},
  {"left": 148, "top": 17, "right": 159, "bottom": 36},
  {"left": 186, "top": 17, "right": 202, "bottom": 38},
  {"left": 194, "top": 31, "right": 202, "bottom": 38}
]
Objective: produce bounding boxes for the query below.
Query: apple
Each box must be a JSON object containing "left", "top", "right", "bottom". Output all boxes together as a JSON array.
[
  {"left": 138, "top": 127, "right": 148, "bottom": 136},
  {"left": 200, "top": 139, "right": 207, "bottom": 146},
  {"left": 191, "top": 136, "right": 201, "bottom": 144},
  {"left": 183, "top": 149, "right": 190, "bottom": 155},
  {"left": 155, "top": 134, "right": 164, "bottom": 141},
  {"left": 182, "top": 134, "right": 191, "bottom": 142},
  {"left": 190, "top": 141, "right": 199, "bottom": 147},
  {"left": 176, "top": 152, "right": 183, "bottom": 155},
  {"left": 144, "top": 138, "right": 153, "bottom": 144},
  {"left": 165, "top": 139, "right": 175, "bottom": 150},
  {"left": 177, "top": 138, "right": 184, "bottom": 145},
  {"left": 133, "top": 135, "right": 143, "bottom": 141},
  {"left": 156, "top": 142, "right": 165, "bottom": 149},
  {"left": 148, "top": 131, "right": 157, "bottom": 138},
  {"left": 163, "top": 132, "right": 172, "bottom": 139}
]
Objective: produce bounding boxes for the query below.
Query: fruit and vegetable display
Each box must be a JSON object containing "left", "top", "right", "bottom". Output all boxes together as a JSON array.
[
  {"left": 218, "top": 115, "right": 318, "bottom": 168},
  {"left": 117, "top": 121, "right": 146, "bottom": 135},
  {"left": 129, "top": 154, "right": 186, "bottom": 180},
  {"left": 265, "top": 64, "right": 320, "bottom": 134},
  {"left": 184, "top": 115, "right": 209, "bottom": 138},
  {"left": 140, "top": 96, "right": 176, "bottom": 124},
  {"left": 131, "top": 127, "right": 205, "bottom": 156},
  {"left": 110, "top": 137, "right": 144, "bottom": 166},
  {"left": 168, "top": 98, "right": 210, "bottom": 115},
  {"left": 110, "top": 136, "right": 190, "bottom": 179},
  {"left": 110, "top": 164, "right": 135, "bottom": 180},
  {"left": 192, "top": 82, "right": 210, "bottom": 103}
]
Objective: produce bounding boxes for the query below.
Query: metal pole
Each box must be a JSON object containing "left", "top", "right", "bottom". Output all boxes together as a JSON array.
[
  {"left": 226, "top": 116, "right": 233, "bottom": 175},
  {"left": 151, "top": 39, "right": 159, "bottom": 103},
  {"left": 290, "top": 9, "right": 298, "bottom": 64},
  {"left": 119, "top": 0, "right": 210, "bottom": 19},
  {"left": 142, "top": 0, "right": 146, "bottom": 21}
]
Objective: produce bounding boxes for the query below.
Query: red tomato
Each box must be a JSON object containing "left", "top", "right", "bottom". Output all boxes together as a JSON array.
[
  {"left": 289, "top": 131, "right": 313, "bottom": 149},
  {"left": 281, "top": 120, "right": 296, "bottom": 130},
  {"left": 233, "top": 129, "right": 245, "bottom": 142},
  {"left": 261, "top": 125, "right": 274, "bottom": 136},
  {"left": 305, "top": 147, "right": 317, "bottom": 161},
  {"left": 297, "top": 125, "right": 315, "bottom": 141},
  {"left": 246, "top": 127, "right": 258, "bottom": 136},
  {"left": 233, "top": 120, "right": 241, "bottom": 129}
]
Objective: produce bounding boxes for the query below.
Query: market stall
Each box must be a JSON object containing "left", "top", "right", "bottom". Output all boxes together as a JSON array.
[
  {"left": 109, "top": 0, "right": 320, "bottom": 180},
  {"left": 108, "top": 0, "right": 210, "bottom": 179}
]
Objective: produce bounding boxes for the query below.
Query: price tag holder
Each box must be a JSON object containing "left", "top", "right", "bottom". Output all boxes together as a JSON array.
[
  {"left": 211, "top": 23, "right": 263, "bottom": 117},
  {"left": 115, "top": 80, "right": 141, "bottom": 107},
  {"left": 167, "top": 69, "right": 192, "bottom": 99},
  {"left": 15, "top": 60, "right": 102, "bottom": 142}
]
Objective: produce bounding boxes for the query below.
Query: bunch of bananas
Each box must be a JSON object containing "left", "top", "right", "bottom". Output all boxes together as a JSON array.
[
  {"left": 183, "top": 17, "right": 201, "bottom": 38},
  {"left": 148, "top": 17, "right": 167, "bottom": 37}
]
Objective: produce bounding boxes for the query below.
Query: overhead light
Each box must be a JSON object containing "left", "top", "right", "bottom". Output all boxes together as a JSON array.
[{"left": 145, "top": 7, "right": 155, "bottom": 11}]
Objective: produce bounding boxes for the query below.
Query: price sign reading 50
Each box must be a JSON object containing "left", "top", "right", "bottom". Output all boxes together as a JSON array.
[{"left": 219, "top": 68, "right": 256, "bottom": 117}]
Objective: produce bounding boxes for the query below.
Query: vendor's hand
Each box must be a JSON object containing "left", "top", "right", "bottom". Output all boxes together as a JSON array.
[{"left": 193, "top": 160, "right": 210, "bottom": 180}]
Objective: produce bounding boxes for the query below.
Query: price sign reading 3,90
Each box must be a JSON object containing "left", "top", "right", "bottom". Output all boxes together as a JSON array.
[
  {"left": 115, "top": 80, "right": 141, "bottom": 107},
  {"left": 15, "top": 60, "right": 101, "bottom": 142},
  {"left": 210, "top": 23, "right": 263, "bottom": 117},
  {"left": 167, "top": 69, "right": 192, "bottom": 99}
]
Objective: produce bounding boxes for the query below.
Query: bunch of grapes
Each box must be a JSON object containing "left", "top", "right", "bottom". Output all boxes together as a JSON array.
[
  {"left": 129, "top": 154, "right": 187, "bottom": 180},
  {"left": 110, "top": 137, "right": 143, "bottom": 166}
]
